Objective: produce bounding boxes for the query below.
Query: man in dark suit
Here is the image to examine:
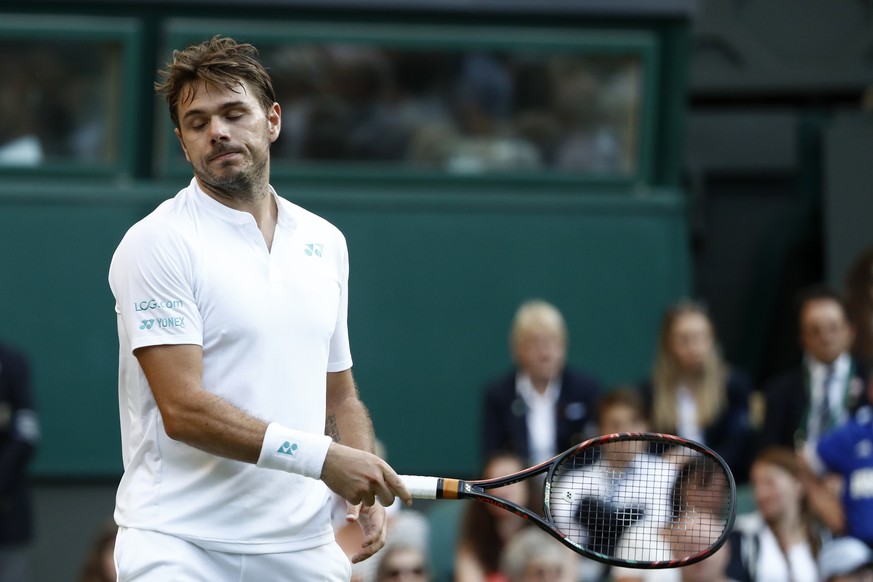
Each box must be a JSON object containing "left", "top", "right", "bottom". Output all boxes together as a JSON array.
[
  {"left": 0, "top": 341, "right": 39, "bottom": 582},
  {"left": 481, "top": 300, "right": 600, "bottom": 466},
  {"left": 761, "top": 285, "right": 868, "bottom": 451}
]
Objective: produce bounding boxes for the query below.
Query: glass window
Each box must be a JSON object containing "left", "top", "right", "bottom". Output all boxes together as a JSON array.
[
  {"left": 0, "top": 39, "right": 124, "bottom": 168},
  {"left": 260, "top": 47, "right": 642, "bottom": 175},
  {"left": 161, "top": 24, "right": 654, "bottom": 180}
]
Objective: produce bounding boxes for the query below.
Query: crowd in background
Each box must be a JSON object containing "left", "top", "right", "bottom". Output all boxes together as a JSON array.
[
  {"left": 0, "top": 41, "right": 641, "bottom": 176},
  {"left": 331, "top": 242, "right": 873, "bottom": 582}
]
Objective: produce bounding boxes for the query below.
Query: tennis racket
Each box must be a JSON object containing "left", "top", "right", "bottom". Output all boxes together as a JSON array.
[{"left": 401, "top": 432, "right": 735, "bottom": 568}]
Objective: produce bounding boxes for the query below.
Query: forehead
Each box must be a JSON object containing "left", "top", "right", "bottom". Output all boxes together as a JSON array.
[
  {"left": 178, "top": 79, "right": 257, "bottom": 114},
  {"left": 801, "top": 299, "right": 846, "bottom": 324},
  {"left": 672, "top": 311, "right": 710, "bottom": 332}
]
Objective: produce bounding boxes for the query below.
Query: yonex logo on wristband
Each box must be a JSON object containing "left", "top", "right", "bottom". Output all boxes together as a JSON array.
[{"left": 277, "top": 441, "right": 299, "bottom": 457}]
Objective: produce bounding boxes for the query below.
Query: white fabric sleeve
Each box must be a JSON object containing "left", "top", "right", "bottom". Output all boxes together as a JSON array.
[
  {"left": 257, "top": 422, "right": 332, "bottom": 479},
  {"left": 327, "top": 232, "right": 352, "bottom": 372},
  {"left": 109, "top": 221, "right": 203, "bottom": 352}
]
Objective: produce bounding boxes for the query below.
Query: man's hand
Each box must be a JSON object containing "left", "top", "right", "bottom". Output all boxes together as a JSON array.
[
  {"left": 343, "top": 502, "right": 388, "bottom": 563},
  {"left": 321, "top": 442, "right": 412, "bottom": 508}
]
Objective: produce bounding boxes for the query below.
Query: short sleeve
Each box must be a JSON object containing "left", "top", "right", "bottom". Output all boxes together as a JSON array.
[{"left": 109, "top": 220, "right": 203, "bottom": 352}]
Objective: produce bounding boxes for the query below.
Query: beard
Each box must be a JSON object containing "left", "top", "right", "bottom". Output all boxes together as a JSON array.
[{"left": 194, "top": 142, "right": 270, "bottom": 203}]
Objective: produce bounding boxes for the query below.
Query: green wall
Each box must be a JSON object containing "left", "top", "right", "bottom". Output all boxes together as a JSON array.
[{"left": 0, "top": 181, "right": 689, "bottom": 478}]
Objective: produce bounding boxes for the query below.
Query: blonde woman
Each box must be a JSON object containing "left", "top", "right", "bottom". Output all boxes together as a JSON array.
[
  {"left": 481, "top": 299, "right": 600, "bottom": 467},
  {"left": 640, "top": 300, "right": 752, "bottom": 481}
]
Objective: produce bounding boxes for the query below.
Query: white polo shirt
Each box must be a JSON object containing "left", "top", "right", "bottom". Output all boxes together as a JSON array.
[{"left": 108, "top": 178, "right": 352, "bottom": 553}]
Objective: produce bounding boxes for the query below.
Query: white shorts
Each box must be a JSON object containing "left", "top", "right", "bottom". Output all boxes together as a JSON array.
[{"left": 115, "top": 527, "right": 351, "bottom": 581}]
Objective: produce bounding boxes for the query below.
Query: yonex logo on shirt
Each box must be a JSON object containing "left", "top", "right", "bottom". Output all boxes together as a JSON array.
[
  {"left": 139, "top": 317, "right": 186, "bottom": 330},
  {"left": 304, "top": 243, "right": 323, "bottom": 257},
  {"left": 278, "top": 441, "right": 298, "bottom": 456}
]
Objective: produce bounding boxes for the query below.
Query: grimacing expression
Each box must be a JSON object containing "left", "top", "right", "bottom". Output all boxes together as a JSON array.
[{"left": 174, "top": 79, "right": 280, "bottom": 200}]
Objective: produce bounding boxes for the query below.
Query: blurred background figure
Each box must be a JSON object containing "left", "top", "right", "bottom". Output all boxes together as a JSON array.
[
  {"left": 641, "top": 299, "right": 752, "bottom": 482},
  {"left": 375, "top": 543, "right": 431, "bottom": 582},
  {"left": 818, "top": 537, "right": 873, "bottom": 582},
  {"left": 726, "top": 447, "right": 825, "bottom": 582},
  {"left": 498, "top": 527, "right": 579, "bottom": 582},
  {"left": 455, "top": 452, "right": 531, "bottom": 582},
  {"left": 676, "top": 540, "right": 737, "bottom": 582},
  {"left": 804, "top": 404, "right": 873, "bottom": 546},
  {"left": 78, "top": 520, "right": 117, "bottom": 582},
  {"left": 481, "top": 299, "right": 600, "bottom": 468},
  {"left": 844, "top": 246, "right": 873, "bottom": 369},
  {"left": 0, "top": 340, "right": 39, "bottom": 582},
  {"left": 761, "top": 285, "right": 867, "bottom": 451}
]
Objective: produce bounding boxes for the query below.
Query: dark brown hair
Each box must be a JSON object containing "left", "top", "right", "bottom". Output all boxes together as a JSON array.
[{"left": 155, "top": 36, "right": 277, "bottom": 128}]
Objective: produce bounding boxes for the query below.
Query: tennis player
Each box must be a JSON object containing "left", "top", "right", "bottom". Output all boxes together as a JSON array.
[{"left": 108, "top": 36, "right": 410, "bottom": 581}]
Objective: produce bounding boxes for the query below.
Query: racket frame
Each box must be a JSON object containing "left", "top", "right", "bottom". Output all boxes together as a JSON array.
[{"left": 403, "top": 431, "right": 736, "bottom": 569}]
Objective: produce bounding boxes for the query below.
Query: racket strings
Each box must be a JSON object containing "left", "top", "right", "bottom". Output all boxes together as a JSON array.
[{"left": 547, "top": 437, "right": 731, "bottom": 563}]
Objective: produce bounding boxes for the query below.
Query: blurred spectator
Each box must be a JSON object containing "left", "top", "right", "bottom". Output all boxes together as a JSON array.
[
  {"left": 455, "top": 452, "right": 531, "bottom": 582},
  {"left": 725, "top": 447, "right": 826, "bottom": 582},
  {"left": 0, "top": 58, "right": 43, "bottom": 166},
  {"left": 818, "top": 536, "right": 873, "bottom": 582},
  {"left": 498, "top": 527, "right": 579, "bottom": 582},
  {"left": 481, "top": 299, "right": 600, "bottom": 467},
  {"left": 78, "top": 520, "right": 118, "bottom": 582},
  {"left": 576, "top": 390, "right": 676, "bottom": 582},
  {"left": 761, "top": 285, "right": 867, "bottom": 451},
  {"left": 677, "top": 540, "right": 737, "bottom": 582},
  {"left": 375, "top": 543, "right": 431, "bottom": 582},
  {"left": 844, "top": 246, "right": 873, "bottom": 368},
  {"left": 805, "top": 405, "right": 873, "bottom": 546},
  {"left": 0, "top": 341, "right": 39, "bottom": 582},
  {"left": 640, "top": 299, "right": 752, "bottom": 481}
]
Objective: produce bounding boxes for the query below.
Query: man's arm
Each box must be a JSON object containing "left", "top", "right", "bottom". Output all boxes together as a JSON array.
[
  {"left": 136, "top": 345, "right": 410, "bottom": 509},
  {"left": 135, "top": 344, "right": 267, "bottom": 462},
  {"left": 321, "top": 369, "right": 410, "bottom": 507},
  {"left": 321, "top": 369, "right": 411, "bottom": 564}
]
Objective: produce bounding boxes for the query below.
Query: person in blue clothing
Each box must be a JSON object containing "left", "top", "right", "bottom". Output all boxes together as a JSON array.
[
  {"left": 481, "top": 299, "right": 600, "bottom": 467},
  {"left": 806, "top": 404, "right": 873, "bottom": 546},
  {"left": 640, "top": 299, "right": 752, "bottom": 482}
]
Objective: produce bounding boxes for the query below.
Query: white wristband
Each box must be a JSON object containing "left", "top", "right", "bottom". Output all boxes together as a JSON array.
[{"left": 256, "top": 422, "right": 332, "bottom": 479}]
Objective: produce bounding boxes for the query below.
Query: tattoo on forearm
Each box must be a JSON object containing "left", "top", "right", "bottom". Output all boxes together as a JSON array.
[{"left": 326, "top": 414, "right": 340, "bottom": 443}]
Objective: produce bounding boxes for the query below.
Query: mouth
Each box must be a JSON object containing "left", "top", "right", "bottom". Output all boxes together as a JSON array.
[{"left": 210, "top": 149, "right": 242, "bottom": 163}]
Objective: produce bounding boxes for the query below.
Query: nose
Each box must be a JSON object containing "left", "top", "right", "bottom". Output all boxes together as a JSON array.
[{"left": 208, "top": 117, "right": 230, "bottom": 143}]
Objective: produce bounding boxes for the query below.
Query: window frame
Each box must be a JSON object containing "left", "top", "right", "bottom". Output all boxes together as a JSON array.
[{"left": 0, "top": 15, "right": 143, "bottom": 178}]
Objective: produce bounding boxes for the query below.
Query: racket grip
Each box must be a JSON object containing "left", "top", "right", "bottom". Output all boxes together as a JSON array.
[{"left": 400, "top": 475, "right": 441, "bottom": 499}]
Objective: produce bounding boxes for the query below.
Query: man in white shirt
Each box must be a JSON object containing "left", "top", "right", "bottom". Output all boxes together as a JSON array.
[{"left": 108, "top": 36, "right": 410, "bottom": 581}]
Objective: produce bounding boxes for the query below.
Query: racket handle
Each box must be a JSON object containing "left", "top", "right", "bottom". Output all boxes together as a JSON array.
[{"left": 400, "top": 475, "right": 461, "bottom": 500}]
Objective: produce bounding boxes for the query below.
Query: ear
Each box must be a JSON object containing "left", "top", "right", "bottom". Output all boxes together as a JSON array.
[
  {"left": 267, "top": 102, "right": 281, "bottom": 144},
  {"left": 174, "top": 128, "right": 191, "bottom": 163}
]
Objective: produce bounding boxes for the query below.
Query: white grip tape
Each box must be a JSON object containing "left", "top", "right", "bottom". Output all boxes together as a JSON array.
[
  {"left": 256, "top": 422, "right": 332, "bottom": 479},
  {"left": 400, "top": 475, "right": 440, "bottom": 499}
]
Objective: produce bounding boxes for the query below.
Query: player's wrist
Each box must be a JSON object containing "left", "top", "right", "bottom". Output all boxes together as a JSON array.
[{"left": 256, "top": 422, "right": 332, "bottom": 479}]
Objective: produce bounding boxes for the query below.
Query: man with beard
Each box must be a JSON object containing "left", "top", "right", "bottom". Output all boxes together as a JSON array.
[{"left": 108, "top": 36, "right": 410, "bottom": 581}]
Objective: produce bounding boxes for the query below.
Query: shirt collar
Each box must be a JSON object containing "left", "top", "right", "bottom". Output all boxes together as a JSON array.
[{"left": 516, "top": 373, "right": 560, "bottom": 405}]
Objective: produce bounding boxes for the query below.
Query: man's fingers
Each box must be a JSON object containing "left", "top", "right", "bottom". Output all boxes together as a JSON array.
[
  {"left": 386, "top": 470, "right": 412, "bottom": 506},
  {"left": 345, "top": 501, "right": 361, "bottom": 523}
]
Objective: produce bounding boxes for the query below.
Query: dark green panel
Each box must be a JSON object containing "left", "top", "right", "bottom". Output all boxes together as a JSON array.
[
  {"left": 0, "top": 184, "right": 689, "bottom": 478},
  {"left": 300, "top": 190, "right": 690, "bottom": 476},
  {"left": 0, "top": 200, "right": 153, "bottom": 476}
]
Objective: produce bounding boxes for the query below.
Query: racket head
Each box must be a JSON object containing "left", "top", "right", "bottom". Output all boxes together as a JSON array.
[{"left": 544, "top": 432, "right": 736, "bottom": 568}]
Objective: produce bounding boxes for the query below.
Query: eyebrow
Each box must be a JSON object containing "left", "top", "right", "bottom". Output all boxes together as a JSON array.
[{"left": 182, "top": 100, "right": 249, "bottom": 121}]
